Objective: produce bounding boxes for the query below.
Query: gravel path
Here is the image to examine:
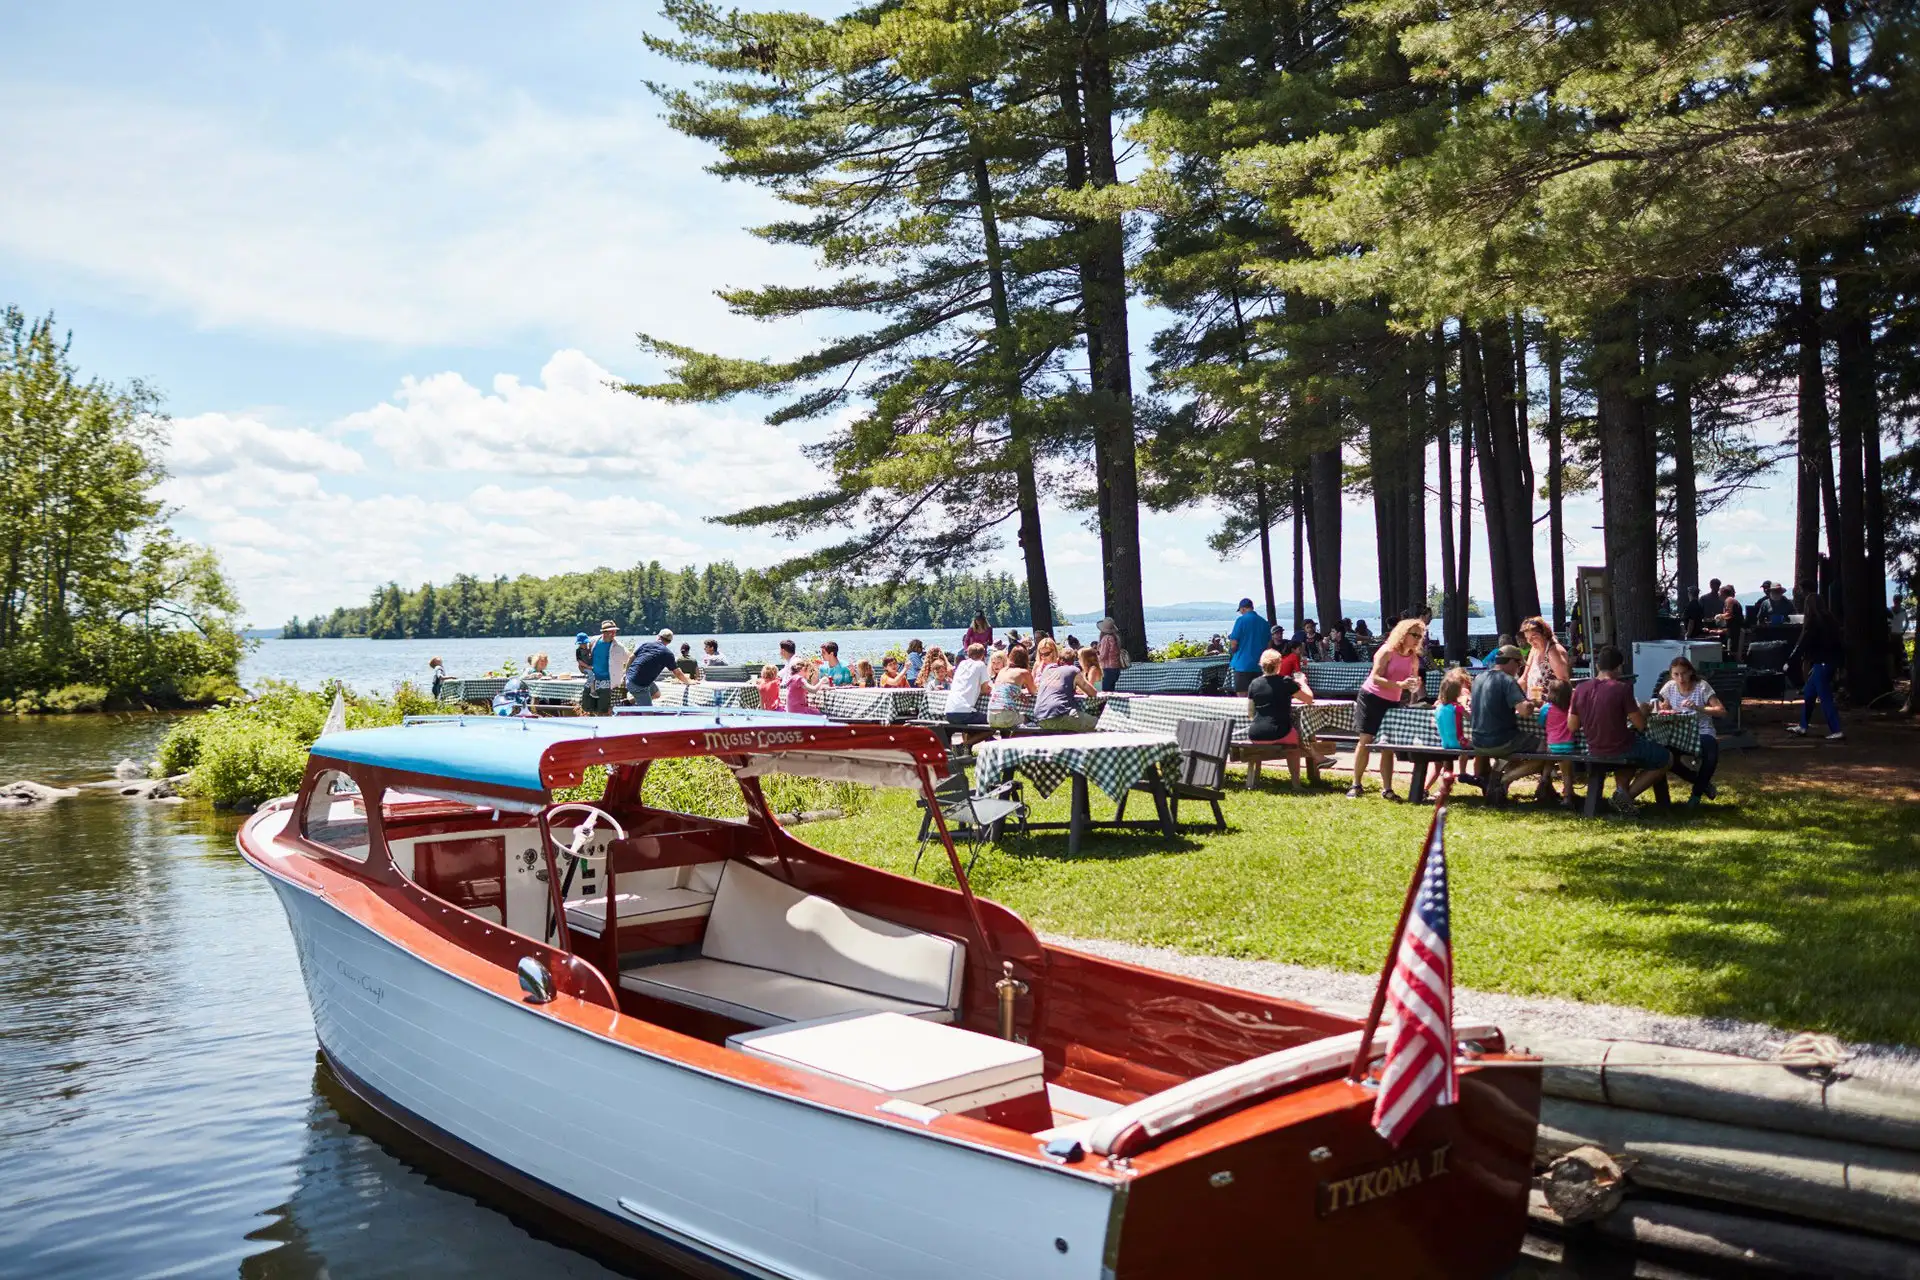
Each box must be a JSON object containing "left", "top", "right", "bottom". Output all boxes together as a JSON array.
[{"left": 1047, "top": 934, "right": 1920, "bottom": 1088}]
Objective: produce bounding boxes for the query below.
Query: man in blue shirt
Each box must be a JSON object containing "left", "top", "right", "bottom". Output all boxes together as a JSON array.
[
  {"left": 584, "top": 621, "right": 630, "bottom": 715},
  {"left": 1227, "top": 598, "right": 1270, "bottom": 694},
  {"left": 624, "top": 628, "right": 694, "bottom": 707}
]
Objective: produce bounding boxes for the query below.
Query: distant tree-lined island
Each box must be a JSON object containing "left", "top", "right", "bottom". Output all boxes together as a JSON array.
[{"left": 281, "top": 562, "right": 1045, "bottom": 640}]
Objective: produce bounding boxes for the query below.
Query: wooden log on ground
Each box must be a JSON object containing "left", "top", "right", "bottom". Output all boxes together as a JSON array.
[
  {"left": 1538, "top": 1097, "right": 1920, "bottom": 1243},
  {"left": 1529, "top": 1190, "right": 1920, "bottom": 1279},
  {"left": 1517, "top": 1032, "right": 1920, "bottom": 1152}
]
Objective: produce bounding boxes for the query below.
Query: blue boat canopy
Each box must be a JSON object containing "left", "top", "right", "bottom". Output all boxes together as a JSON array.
[{"left": 307, "top": 711, "right": 928, "bottom": 800}]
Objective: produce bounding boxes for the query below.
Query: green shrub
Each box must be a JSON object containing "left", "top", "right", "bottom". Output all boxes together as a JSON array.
[
  {"left": 1152, "top": 635, "right": 1211, "bottom": 661},
  {"left": 176, "top": 673, "right": 245, "bottom": 706},
  {"left": 187, "top": 718, "right": 308, "bottom": 806},
  {"left": 156, "top": 715, "right": 206, "bottom": 775},
  {"left": 43, "top": 683, "right": 110, "bottom": 713}
]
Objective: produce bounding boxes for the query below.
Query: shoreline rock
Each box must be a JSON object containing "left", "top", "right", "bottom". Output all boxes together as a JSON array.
[{"left": 0, "top": 780, "right": 81, "bottom": 806}]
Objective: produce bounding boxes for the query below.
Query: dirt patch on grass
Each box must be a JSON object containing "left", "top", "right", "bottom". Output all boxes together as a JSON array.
[{"left": 1722, "top": 698, "right": 1920, "bottom": 803}]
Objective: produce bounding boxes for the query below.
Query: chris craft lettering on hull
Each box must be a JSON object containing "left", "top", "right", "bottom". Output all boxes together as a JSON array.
[{"left": 238, "top": 709, "right": 1541, "bottom": 1278}]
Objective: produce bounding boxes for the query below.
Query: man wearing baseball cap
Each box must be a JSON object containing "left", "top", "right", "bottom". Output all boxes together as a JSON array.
[
  {"left": 1227, "top": 597, "right": 1270, "bottom": 694},
  {"left": 1470, "top": 644, "right": 1542, "bottom": 789}
]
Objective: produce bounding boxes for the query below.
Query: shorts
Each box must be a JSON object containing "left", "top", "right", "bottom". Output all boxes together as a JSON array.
[
  {"left": 1248, "top": 729, "right": 1301, "bottom": 747},
  {"left": 1356, "top": 690, "right": 1401, "bottom": 737},
  {"left": 1233, "top": 669, "right": 1258, "bottom": 694},
  {"left": 1548, "top": 742, "right": 1577, "bottom": 755},
  {"left": 1625, "top": 732, "right": 1671, "bottom": 769},
  {"left": 1475, "top": 737, "right": 1519, "bottom": 759},
  {"left": 987, "top": 707, "right": 1022, "bottom": 729},
  {"left": 1037, "top": 712, "right": 1098, "bottom": 733}
]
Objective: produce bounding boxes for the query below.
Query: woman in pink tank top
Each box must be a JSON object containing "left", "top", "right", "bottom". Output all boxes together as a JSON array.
[{"left": 1348, "top": 619, "right": 1428, "bottom": 801}]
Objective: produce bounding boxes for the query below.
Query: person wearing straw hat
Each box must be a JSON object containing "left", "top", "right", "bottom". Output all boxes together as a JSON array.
[{"left": 584, "top": 621, "right": 631, "bottom": 715}]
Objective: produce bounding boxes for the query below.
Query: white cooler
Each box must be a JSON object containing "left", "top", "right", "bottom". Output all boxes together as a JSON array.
[{"left": 729, "top": 1011, "right": 1044, "bottom": 1115}]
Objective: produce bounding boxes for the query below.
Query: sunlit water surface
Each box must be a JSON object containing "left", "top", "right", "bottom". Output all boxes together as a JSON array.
[{"left": 0, "top": 714, "right": 1658, "bottom": 1279}]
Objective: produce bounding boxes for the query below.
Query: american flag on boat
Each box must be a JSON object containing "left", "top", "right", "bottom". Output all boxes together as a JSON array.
[{"left": 1372, "top": 800, "right": 1456, "bottom": 1146}]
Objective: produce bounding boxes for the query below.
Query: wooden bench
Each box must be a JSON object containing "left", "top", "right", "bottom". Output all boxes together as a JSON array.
[{"left": 1372, "top": 707, "right": 1673, "bottom": 816}]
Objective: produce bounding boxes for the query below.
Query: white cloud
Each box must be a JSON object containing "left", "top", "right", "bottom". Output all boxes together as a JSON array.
[
  {"left": 335, "top": 349, "right": 816, "bottom": 507},
  {"left": 0, "top": 85, "right": 812, "bottom": 356},
  {"left": 158, "top": 350, "right": 824, "bottom": 623}
]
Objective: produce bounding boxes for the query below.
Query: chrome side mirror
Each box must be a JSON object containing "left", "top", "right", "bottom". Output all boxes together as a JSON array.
[{"left": 517, "top": 955, "right": 555, "bottom": 1004}]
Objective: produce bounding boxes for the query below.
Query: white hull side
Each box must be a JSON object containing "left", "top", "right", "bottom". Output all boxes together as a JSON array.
[{"left": 267, "top": 875, "right": 1115, "bottom": 1280}]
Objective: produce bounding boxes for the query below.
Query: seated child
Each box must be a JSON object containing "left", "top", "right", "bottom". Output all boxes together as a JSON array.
[
  {"left": 1543, "top": 678, "right": 1577, "bottom": 809},
  {"left": 756, "top": 664, "right": 780, "bottom": 711},
  {"left": 879, "top": 656, "right": 910, "bottom": 688},
  {"left": 1434, "top": 669, "right": 1472, "bottom": 778}
]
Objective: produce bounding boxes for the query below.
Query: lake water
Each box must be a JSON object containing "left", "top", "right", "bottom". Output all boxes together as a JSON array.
[{"left": 0, "top": 714, "right": 1664, "bottom": 1279}]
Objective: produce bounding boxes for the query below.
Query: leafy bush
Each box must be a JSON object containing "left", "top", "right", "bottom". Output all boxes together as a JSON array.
[
  {"left": 160, "top": 680, "right": 452, "bottom": 806},
  {"left": 189, "top": 718, "right": 309, "bottom": 807},
  {"left": 43, "top": 683, "right": 109, "bottom": 713},
  {"left": 1151, "top": 635, "right": 1211, "bottom": 661},
  {"left": 177, "top": 673, "right": 246, "bottom": 706}
]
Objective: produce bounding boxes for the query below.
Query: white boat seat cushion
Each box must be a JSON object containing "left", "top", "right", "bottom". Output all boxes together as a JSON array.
[
  {"left": 618, "top": 860, "right": 966, "bottom": 1027},
  {"left": 621, "top": 960, "right": 952, "bottom": 1028},
  {"left": 565, "top": 886, "right": 714, "bottom": 936},
  {"left": 728, "top": 1012, "right": 1043, "bottom": 1112},
  {"left": 700, "top": 861, "right": 964, "bottom": 1011}
]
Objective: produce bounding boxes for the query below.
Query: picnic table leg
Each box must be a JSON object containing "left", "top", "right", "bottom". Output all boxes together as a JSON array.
[
  {"left": 1151, "top": 780, "right": 1176, "bottom": 837},
  {"left": 1409, "top": 758, "right": 1430, "bottom": 804},
  {"left": 1305, "top": 743, "right": 1321, "bottom": 785},
  {"left": 1069, "top": 774, "right": 1089, "bottom": 857},
  {"left": 1583, "top": 764, "right": 1602, "bottom": 818},
  {"left": 1653, "top": 776, "right": 1672, "bottom": 808},
  {"left": 1246, "top": 758, "right": 1261, "bottom": 789}
]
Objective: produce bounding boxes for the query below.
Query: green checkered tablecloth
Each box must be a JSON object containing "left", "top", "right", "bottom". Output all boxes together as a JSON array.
[
  {"left": 974, "top": 732, "right": 1180, "bottom": 803},
  {"left": 1377, "top": 705, "right": 1703, "bottom": 757},
  {"left": 816, "top": 687, "right": 929, "bottom": 723},
  {"left": 651, "top": 681, "right": 763, "bottom": 710},
  {"left": 1297, "top": 700, "right": 1356, "bottom": 739},
  {"left": 1097, "top": 694, "right": 1247, "bottom": 739}
]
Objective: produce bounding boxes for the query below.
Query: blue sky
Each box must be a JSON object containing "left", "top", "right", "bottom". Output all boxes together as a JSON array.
[{"left": 1, "top": 2, "right": 1802, "bottom": 627}]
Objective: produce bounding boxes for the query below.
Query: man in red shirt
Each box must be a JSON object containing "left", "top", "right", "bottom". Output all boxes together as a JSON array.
[{"left": 1569, "top": 645, "right": 1671, "bottom": 815}]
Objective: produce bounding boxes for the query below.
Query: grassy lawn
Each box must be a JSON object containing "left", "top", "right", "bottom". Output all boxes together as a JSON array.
[{"left": 802, "top": 769, "right": 1920, "bottom": 1046}]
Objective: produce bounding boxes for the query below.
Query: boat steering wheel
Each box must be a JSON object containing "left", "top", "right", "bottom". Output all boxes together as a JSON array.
[{"left": 545, "top": 803, "right": 627, "bottom": 863}]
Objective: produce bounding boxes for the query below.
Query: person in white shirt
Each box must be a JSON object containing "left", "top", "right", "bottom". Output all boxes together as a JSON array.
[
  {"left": 584, "top": 620, "right": 631, "bottom": 715},
  {"left": 700, "top": 638, "right": 728, "bottom": 667},
  {"left": 945, "top": 643, "right": 991, "bottom": 725}
]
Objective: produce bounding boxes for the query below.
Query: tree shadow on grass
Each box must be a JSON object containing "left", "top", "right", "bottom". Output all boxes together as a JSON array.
[{"left": 1523, "top": 792, "right": 1920, "bottom": 1043}]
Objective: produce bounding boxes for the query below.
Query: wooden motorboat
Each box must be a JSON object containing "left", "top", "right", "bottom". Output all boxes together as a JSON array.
[{"left": 238, "top": 710, "right": 1541, "bottom": 1279}]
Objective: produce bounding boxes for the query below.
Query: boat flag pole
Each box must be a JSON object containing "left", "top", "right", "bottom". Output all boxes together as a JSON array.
[{"left": 1347, "top": 773, "right": 1454, "bottom": 1083}]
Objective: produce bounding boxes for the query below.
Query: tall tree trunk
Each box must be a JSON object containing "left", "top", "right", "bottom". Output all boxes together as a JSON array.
[
  {"left": 1466, "top": 327, "right": 1517, "bottom": 633},
  {"left": 1794, "top": 250, "right": 1831, "bottom": 595},
  {"left": 1436, "top": 324, "right": 1460, "bottom": 655},
  {"left": 1051, "top": 0, "right": 1113, "bottom": 616},
  {"left": 1672, "top": 312, "right": 1700, "bottom": 612},
  {"left": 1292, "top": 469, "right": 1306, "bottom": 632},
  {"left": 1406, "top": 341, "right": 1429, "bottom": 618},
  {"left": 1592, "top": 302, "right": 1660, "bottom": 653},
  {"left": 1456, "top": 332, "right": 1475, "bottom": 658},
  {"left": 1833, "top": 250, "right": 1888, "bottom": 703},
  {"left": 1075, "top": 0, "right": 1145, "bottom": 658},
  {"left": 1307, "top": 448, "right": 1343, "bottom": 627},
  {"left": 1255, "top": 469, "right": 1278, "bottom": 625},
  {"left": 1546, "top": 329, "right": 1566, "bottom": 634},
  {"left": 1372, "top": 408, "right": 1401, "bottom": 623},
  {"left": 967, "top": 139, "right": 1053, "bottom": 635}
]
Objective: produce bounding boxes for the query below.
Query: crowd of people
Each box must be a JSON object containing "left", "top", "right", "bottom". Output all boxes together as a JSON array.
[{"left": 417, "top": 581, "right": 1903, "bottom": 815}]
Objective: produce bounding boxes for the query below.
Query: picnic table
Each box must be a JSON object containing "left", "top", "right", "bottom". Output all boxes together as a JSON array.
[
  {"left": 816, "top": 686, "right": 928, "bottom": 724},
  {"left": 650, "top": 681, "right": 763, "bottom": 710},
  {"left": 1111, "top": 656, "right": 1233, "bottom": 695},
  {"left": 972, "top": 732, "right": 1181, "bottom": 856}
]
